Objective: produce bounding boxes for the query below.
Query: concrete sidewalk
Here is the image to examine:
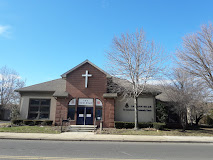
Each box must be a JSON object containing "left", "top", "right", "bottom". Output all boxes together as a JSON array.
[{"left": 0, "top": 132, "right": 213, "bottom": 143}]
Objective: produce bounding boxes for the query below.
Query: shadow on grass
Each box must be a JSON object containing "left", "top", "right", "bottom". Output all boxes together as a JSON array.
[{"left": 173, "top": 125, "right": 213, "bottom": 135}]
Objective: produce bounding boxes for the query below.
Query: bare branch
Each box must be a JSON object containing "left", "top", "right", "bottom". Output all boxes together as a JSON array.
[
  {"left": 177, "top": 23, "right": 213, "bottom": 90},
  {"left": 106, "top": 28, "right": 166, "bottom": 129},
  {"left": 0, "top": 66, "right": 25, "bottom": 109}
]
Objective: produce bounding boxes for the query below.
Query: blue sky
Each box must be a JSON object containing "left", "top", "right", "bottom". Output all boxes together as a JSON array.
[{"left": 0, "top": 0, "right": 213, "bottom": 86}]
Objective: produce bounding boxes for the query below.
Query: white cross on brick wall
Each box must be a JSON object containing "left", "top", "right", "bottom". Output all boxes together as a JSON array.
[{"left": 82, "top": 70, "right": 92, "bottom": 88}]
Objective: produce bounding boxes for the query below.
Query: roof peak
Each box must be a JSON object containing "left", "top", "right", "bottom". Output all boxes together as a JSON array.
[{"left": 61, "top": 59, "right": 111, "bottom": 78}]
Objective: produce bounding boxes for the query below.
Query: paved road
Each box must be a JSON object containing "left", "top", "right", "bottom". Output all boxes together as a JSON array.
[{"left": 0, "top": 140, "right": 212, "bottom": 160}]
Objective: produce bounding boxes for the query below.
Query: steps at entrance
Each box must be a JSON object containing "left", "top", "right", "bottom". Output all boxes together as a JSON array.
[{"left": 68, "top": 125, "right": 97, "bottom": 132}]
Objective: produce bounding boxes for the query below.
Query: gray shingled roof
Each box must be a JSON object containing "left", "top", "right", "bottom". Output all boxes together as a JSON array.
[
  {"left": 107, "top": 77, "right": 162, "bottom": 96},
  {"left": 16, "top": 76, "right": 162, "bottom": 98},
  {"left": 15, "top": 78, "right": 68, "bottom": 97}
]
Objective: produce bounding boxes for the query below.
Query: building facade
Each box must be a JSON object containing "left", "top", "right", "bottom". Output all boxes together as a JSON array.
[{"left": 16, "top": 60, "right": 160, "bottom": 127}]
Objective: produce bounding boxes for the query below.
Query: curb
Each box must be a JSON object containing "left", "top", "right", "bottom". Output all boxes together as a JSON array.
[{"left": 0, "top": 137, "right": 213, "bottom": 143}]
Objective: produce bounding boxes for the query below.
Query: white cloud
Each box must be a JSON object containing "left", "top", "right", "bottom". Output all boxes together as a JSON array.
[{"left": 0, "top": 25, "right": 11, "bottom": 38}]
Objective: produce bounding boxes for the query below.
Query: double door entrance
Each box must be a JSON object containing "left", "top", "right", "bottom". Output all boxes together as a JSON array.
[{"left": 76, "top": 107, "right": 93, "bottom": 125}]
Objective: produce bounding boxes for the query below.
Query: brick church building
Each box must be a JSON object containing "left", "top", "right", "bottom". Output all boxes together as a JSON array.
[{"left": 16, "top": 60, "right": 160, "bottom": 128}]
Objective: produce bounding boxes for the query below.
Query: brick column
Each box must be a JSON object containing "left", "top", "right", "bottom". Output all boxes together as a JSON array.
[
  {"left": 55, "top": 98, "right": 68, "bottom": 125},
  {"left": 104, "top": 98, "right": 115, "bottom": 128}
]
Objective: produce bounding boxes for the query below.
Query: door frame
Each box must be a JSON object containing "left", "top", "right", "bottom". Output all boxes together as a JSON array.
[{"left": 76, "top": 106, "right": 93, "bottom": 125}]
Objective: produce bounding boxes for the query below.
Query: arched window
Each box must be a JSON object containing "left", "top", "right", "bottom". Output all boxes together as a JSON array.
[
  {"left": 67, "top": 99, "right": 76, "bottom": 120},
  {"left": 95, "top": 99, "right": 102, "bottom": 120}
]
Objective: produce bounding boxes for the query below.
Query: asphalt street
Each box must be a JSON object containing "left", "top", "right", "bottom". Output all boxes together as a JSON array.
[{"left": 0, "top": 140, "right": 213, "bottom": 160}]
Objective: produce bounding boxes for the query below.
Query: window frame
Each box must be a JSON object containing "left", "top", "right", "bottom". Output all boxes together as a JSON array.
[
  {"left": 28, "top": 99, "right": 51, "bottom": 120},
  {"left": 67, "top": 106, "right": 75, "bottom": 120},
  {"left": 67, "top": 99, "right": 76, "bottom": 120},
  {"left": 95, "top": 99, "right": 103, "bottom": 121}
]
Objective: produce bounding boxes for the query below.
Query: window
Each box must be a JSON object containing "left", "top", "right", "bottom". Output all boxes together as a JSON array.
[
  {"left": 95, "top": 99, "right": 102, "bottom": 120},
  {"left": 67, "top": 99, "right": 76, "bottom": 120},
  {"left": 28, "top": 99, "right": 50, "bottom": 119}
]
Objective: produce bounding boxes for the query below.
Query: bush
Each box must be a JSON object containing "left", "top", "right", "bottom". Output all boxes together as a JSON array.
[
  {"left": 41, "top": 120, "right": 53, "bottom": 126},
  {"left": 23, "top": 120, "right": 35, "bottom": 126},
  {"left": 153, "top": 122, "right": 165, "bottom": 130},
  {"left": 156, "top": 100, "right": 168, "bottom": 123},
  {"left": 206, "top": 115, "right": 213, "bottom": 125},
  {"left": 10, "top": 105, "right": 20, "bottom": 120},
  {"left": 11, "top": 119, "right": 24, "bottom": 125},
  {"left": 115, "top": 121, "right": 153, "bottom": 129},
  {"left": 138, "top": 122, "right": 153, "bottom": 128},
  {"left": 115, "top": 121, "right": 125, "bottom": 129},
  {"left": 11, "top": 119, "right": 53, "bottom": 126},
  {"left": 123, "top": 122, "right": 134, "bottom": 128},
  {"left": 34, "top": 120, "right": 44, "bottom": 125}
]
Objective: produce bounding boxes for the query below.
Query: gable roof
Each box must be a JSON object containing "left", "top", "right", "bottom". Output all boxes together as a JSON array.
[
  {"left": 61, "top": 59, "right": 111, "bottom": 78},
  {"left": 107, "top": 77, "right": 162, "bottom": 96},
  {"left": 15, "top": 78, "right": 68, "bottom": 97}
]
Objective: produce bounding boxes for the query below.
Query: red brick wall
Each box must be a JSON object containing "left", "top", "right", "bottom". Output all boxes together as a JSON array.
[
  {"left": 66, "top": 62, "right": 107, "bottom": 98},
  {"left": 55, "top": 62, "right": 115, "bottom": 127},
  {"left": 55, "top": 98, "right": 69, "bottom": 125},
  {"left": 103, "top": 99, "right": 115, "bottom": 128}
]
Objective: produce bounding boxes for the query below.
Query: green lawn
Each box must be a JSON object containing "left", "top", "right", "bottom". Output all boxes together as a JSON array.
[
  {"left": 0, "top": 125, "right": 60, "bottom": 134},
  {"left": 98, "top": 127, "right": 213, "bottom": 137},
  {"left": 1, "top": 122, "right": 213, "bottom": 136},
  {"left": 0, "top": 121, "right": 60, "bottom": 134}
]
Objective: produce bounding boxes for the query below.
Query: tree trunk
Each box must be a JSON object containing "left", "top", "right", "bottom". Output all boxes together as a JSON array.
[
  {"left": 0, "top": 86, "right": 3, "bottom": 107},
  {"left": 134, "top": 97, "right": 138, "bottom": 130},
  {"left": 181, "top": 112, "right": 187, "bottom": 131},
  {"left": 195, "top": 114, "right": 203, "bottom": 126}
]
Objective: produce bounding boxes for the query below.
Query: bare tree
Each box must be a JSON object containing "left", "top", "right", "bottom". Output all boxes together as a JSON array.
[
  {"left": 190, "top": 101, "right": 212, "bottom": 125},
  {"left": 162, "top": 69, "right": 210, "bottom": 130},
  {"left": 0, "top": 66, "right": 25, "bottom": 111},
  {"left": 106, "top": 28, "right": 165, "bottom": 129},
  {"left": 176, "top": 23, "right": 213, "bottom": 90}
]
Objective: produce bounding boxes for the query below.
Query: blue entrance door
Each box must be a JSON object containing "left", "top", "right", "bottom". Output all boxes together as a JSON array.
[{"left": 77, "top": 107, "right": 93, "bottom": 125}]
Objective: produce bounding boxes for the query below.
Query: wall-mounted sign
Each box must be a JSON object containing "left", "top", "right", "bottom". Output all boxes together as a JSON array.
[
  {"left": 123, "top": 103, "right": 152, "bottom": 112},
  {"left": 79, "top": 114, "right": 84, "bottom": 117},
  {"left": 96, "top": 99, "right": 103, "bottom": 106},
  {"left": 78, "top": 98, "right": 93, "bottom": 106},
  {"left": 86, "top": 114, "right": 91, "bottom": 117},
  {"left": 69, "top": 99, "right": 76, "bottom": 105},
  {"left": 125, "top": 103, "right": 129, "bottom": 108}
]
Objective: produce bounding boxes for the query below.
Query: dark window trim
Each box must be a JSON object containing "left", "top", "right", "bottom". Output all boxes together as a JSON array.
[
  {"left": 95, "top": 98, "right": 103, "bottom": 121},
  {"left": 67, "top": 98, "right": 76, "bottom": 121},
  {"left": 28, "top": 99, "right": 51, "bottom": 120}
]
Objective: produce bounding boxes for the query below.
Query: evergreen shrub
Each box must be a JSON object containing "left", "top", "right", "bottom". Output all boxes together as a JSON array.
[
  {"left": 41, "top": 120, "right": 53, "bottom": 126},
  {"left": 11, "top": 119, "right": 24, "bottom": 125},
  {"left": 23, "top": 120, "right": 35, "bottom": 126},
  {"left": 115, "top": 121, "right": 153, "bottom": 129},
  {"left": 34, "top": 120, "right": 44, "bottom": 125},
  {"left": 11, "top": 119, "right": 53, "bottom": 126}
]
